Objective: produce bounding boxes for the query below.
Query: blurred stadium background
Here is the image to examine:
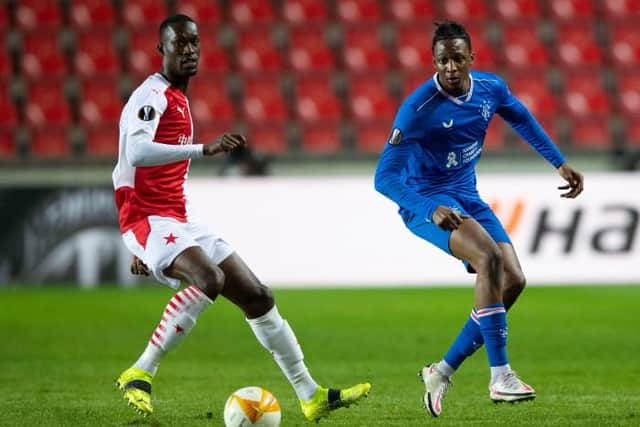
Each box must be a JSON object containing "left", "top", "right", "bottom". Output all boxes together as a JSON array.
[
  {"left": 1, "top": 2, "right": 640, "bottom": 426},
  {"left": 1, "top": 0, "right": 640, "bottom": 286}
]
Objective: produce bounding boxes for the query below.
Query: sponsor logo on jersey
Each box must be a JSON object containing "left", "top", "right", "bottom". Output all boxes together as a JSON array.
[
  {"left": 442, "top": 119, "right": 454, "bottom": 128},
  {"left": 388, "top": 128, "right": 402, "bottom": 145},
  {"left": 138, "top": 105, "right": 156, "bottom": 121},
  {"left": 178, "top": 134, "right": 192, "bottom": 145}
]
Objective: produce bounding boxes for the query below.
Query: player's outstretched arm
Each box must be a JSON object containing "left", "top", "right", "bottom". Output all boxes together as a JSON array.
[
  {"left": 557, "top": 163, "right": 584, "bottom": 199},
  {"left": 203, "top": 133, "right": 247, "bottom": 156}
]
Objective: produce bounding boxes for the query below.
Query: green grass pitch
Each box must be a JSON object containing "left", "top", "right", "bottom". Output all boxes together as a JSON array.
[{"left": 1, "top": 286, "right": 638, "bottom": 426}]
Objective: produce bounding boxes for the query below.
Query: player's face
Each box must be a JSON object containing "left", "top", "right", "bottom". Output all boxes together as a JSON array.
[
  {"left": 160, "top": 21, "right": 200, "bottom": 78},
  {"left": 433, "top": 38, "right": 473, "bottom": 96}
]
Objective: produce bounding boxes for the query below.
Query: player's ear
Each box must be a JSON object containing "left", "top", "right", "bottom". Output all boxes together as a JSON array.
[{"left": 157, "top": 43, "right": 164, "bottom": 55}]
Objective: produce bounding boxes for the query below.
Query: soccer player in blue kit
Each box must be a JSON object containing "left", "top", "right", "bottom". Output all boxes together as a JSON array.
[{"left": 374, "top": 21, "right": 584, "bottom": 417}]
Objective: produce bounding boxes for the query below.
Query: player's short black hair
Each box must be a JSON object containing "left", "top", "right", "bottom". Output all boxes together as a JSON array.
[
  {"left": 432, "top": 21, "right": 472, "bottom": 52},
  {"left": 159, "top": 14, "right": 196, "bottom": 37}
]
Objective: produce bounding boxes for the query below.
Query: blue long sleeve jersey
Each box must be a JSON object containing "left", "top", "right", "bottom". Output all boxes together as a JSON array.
[{"left": 374, "top": 71, "right": 566, "bottom": 222}]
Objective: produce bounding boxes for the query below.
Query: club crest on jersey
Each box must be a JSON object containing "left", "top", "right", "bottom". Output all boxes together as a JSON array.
[
  {"left": 388, "top": 128, "right": 402, "bottom": 145},
  {"left": 480, "top": 100, "right": 491, "bottom": 121},
  {"left": 446, "top": 152, "right": 458, "bottom": 168},
  {"left": 138, "top": 105, "right": 156, "bottom": 121}
]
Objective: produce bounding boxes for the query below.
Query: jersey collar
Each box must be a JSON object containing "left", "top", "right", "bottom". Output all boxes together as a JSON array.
[{"left": 432, "top": 73, "right": 474, "bottom": 105}]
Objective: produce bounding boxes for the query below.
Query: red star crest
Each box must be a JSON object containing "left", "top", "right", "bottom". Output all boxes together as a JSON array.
[
  {"left": 164, "top": 233, "right": 178, "bottom": 244},
  {"left": 174, "top": 324, "right": 184, "bottom": 333}
]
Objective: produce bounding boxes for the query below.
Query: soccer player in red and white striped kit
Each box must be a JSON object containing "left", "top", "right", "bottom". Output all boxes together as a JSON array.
[{"left": 113, "top": 14, "right": 370, "bottom": 420}]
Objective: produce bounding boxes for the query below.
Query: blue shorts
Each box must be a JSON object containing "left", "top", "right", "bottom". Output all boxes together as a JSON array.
[{"left": 401, "top": 193, "right": 511, "bottom": 273}]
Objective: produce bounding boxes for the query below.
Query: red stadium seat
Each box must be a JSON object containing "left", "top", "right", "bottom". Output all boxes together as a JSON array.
[
  {"left": 123, "top": 0, "right": 168, "bottom": 28},
  {"left": 389, "top": 0, "right": 436, "bottom": 23},
  {"left": 354, "top": 121, "right": 392, "bottom": 153},
  {"left": 618, "top": 74, "right": 640, "bottom": 116},
  {"left": 288, "top": 27, "right": 335, "bottom": 73},
  {"left": 0, "top": 82, "right": 18, "bottom": 126},
  {"left": 402, "top": 71, "right": 431, "bottom": 97},
  {"left": 247, "top": 124, "right": 288, "bottom": 154},
  {"left": 293, "top": 75, "right": 342, "bottom": 123},
  {"left": 194, "top": 122, "right": 238, "bottom": 145},
  {"left": 342, "top": 26, "right": 389, "bottom": 72},
  {"left": 398, "top": 24, "right": 495, "bottom": 71},
  {"left": 30, "top": 127, "right": 70, "bottom": 158},
  {"left": 236, "top": 29, "right": 284, "bottom": 73},
  {"left": 0, "top": 5, "right": 7, "bottom": 29},
  {"left": 396, "top": 26, "right": 435, "bottom": 71},
  {"left": 337, "top": 0, "right": 384, "bottom": 23},
  {"left": 556, "top": 25, "right": 603, "bottom": 68},
  {"left": 241, "top": 76, "right": 288, "bottom": 123},
  {"left": 508, "top": 74, "right": 558, "bottom": 117},
  {"left": 562, "top": 73, "right": 610, "bottom": 118},
  {"left": 85, "top": 124, "right": 119, "bottom": 157},
  {"left": 21, "top": 31, "right": 67, "bottom": 79},
  {"left": 442, "top": 0, "right": 489, "bottom": 21},
  {"left": 128, "top": 29, "right": 162, "bottom": 77},
  {"left": 188, "top": 74, "right": 235, "bottom": 122},
  {"left": 569, "top": 119, "right": 611, "bottom": 149},
  {"left": 16, "top": 0, "right": 63, "bottom": 30},
  {"left": 495, "top": 0, "right": 543, "bottom": 21},
  {"left": 80, "top": 78, "right": 123, "bottom": 125},
  {"left": 0, "top": 126, "right": 15, "bottom": 159},
  {"left": 549, "top": 0, "right": 596, "bottom": 21},
  {"left": 300, "top": 123, "right": 341, "bottom": 154},
  {"left": 197, "top": 32, "right": 230, "bottom": 73},
  {"left": 609, "top": 25, "right": 640, "bottom": 69},
  {"left": 74, "top": 30, "right": 120, "bottom": 78},
  {"left": 0, "top": 38, "right": 9, "bottom": 78},
  {"left": 468, "top": 30, "right": 497, "bottom": 72},
  {"left": 283, "top": 0, "right": 329, "bottom": 25},
  {"left": 502, "top": 24, "right": 549, "bottom": 70},
  {"left": 175, "top": 0, "right": 222, "bottom": 25},
  {"left": 230, "top": 0, "right": 276, "bottom": 26},
  {"left": 624, "top": 118, "right": 640, "bottom": 146},
  {"left": 70, "top": 0, "right": 116, "bottom": 29},
  {"left": 603, "top": 0, "right": 640, "bottom": 20},
  {"left": 484, "top": 118, "right": 506, "bottom": 151},
  {"left": 348, "top": 75, "right": 397, "bottom": 122},
  {"left": 25, "top": 80, "right": 71, "bottom": 126}
]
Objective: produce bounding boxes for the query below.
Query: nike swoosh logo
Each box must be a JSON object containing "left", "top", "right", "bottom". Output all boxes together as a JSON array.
[{"left": 442, "top": 120, "right": 453, "bottom": 128}]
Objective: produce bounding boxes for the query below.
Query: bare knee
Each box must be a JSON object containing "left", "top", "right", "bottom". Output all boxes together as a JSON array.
[
  {"left": 475, "top": 245, "right": 504, "bottom": 286},
  {"left": 193, "top": 265, "right": 226, "bottom": 299},
  {"left": 244, "top": 284, "right": 275, "bottom": 318},
  {"left": 503, "top": 270, "right": 526, "bottom": 310},
  {"left": 506, "top": 271, "right": 526, "bottom": 293}
]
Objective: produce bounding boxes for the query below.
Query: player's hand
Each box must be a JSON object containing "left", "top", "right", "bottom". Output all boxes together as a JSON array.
[
  {"left": 130, "top": 255, "right": 150, "bottom": 276},
  {"left": 203, "top": 133, "right": 247, "bottom": 156},
  {"left": 432, "top": 206, "right": 469, "bottom": 231},
  {"left": 557, "top": 163, "right": 584, "bottom": 199}
]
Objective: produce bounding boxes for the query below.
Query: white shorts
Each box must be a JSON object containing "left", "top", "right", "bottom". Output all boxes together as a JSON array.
[{"left": 122, "top": 216, "right": 235, "bottom": 289}]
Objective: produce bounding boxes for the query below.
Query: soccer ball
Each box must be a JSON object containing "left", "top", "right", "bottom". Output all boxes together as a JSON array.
[{"left": 223, "top": 386, "right": 281, "bottom": 427}]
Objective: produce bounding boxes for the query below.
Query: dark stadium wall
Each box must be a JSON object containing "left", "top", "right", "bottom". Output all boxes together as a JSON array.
[{"left": 0, "top": 187, "right": 134, "bottom": 287}]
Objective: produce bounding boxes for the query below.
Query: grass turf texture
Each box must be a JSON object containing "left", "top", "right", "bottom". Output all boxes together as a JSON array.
[{"left": 1, "top": 286, "right": 638, "bottom": 426}]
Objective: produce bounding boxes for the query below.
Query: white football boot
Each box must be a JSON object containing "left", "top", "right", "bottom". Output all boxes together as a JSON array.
[
  {"left": 418, "top": 364, "right": 452, "bottom": 417},
  {"left": 489, "top": 370, "right": 536, "bottom": 402}
]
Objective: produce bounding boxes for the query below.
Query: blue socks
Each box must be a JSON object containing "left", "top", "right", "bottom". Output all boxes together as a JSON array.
[
  {"left": 477, "top": 303, "right": 509, "bottom": 367},
  {"left": 442, "top": 303, "right": 509, "bottom": 375},
  {"left": 443, "top": 308, "right": 484, "bottom": 369}
]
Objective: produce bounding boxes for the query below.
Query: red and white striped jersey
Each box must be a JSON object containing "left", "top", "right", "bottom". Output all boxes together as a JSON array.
[{"left": 113, "top": 73, "right": 197, "bottom": 233}]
